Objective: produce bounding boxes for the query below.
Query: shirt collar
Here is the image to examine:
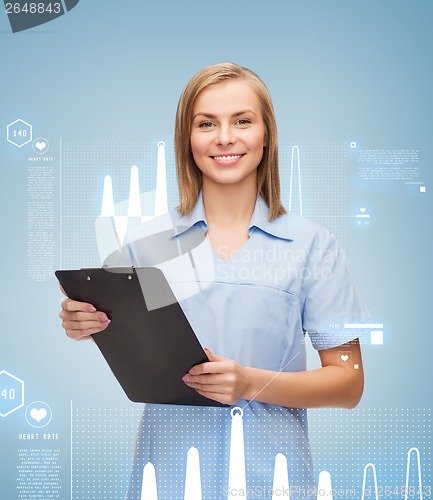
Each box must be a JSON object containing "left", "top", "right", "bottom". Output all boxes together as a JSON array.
[
  {"left": 249, "top": 196, "right": 293, "bottom": 240},
  {"left": 171, "top": 191, "right": 207, "bottom": 236},
  {"left": 172, "top": 191, "right": 294, "bottom": 241}
]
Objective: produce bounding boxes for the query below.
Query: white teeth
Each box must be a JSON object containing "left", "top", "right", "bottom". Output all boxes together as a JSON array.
[{"left": 213, "top": 155, "right": 242, "bottom": 161}]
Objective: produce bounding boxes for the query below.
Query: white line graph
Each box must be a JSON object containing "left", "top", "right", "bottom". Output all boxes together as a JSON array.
[
  {"left": 101, "top": 140, "right": 168, "bottom": 225},
  {"left": 228, "top": 407, "right": 247, "bottom": 496},
  {"left": 361, "top": 447, "right": 425, "bottom": 500},
  {"left": 289, "top": 146, "right": 303, "bottom": 216},
  {"left": 361, "top": 463, "right": 379, "bottom": 500},
  {"left": 138, "top": 406, "right": 426, "bottom": 500},
  {"left": 96, "top": 141, "right": 168, "bottom": 262},
  {"left": 405, "top": 447, "right": 424, "bottom": 500},
  {"left": 184, "top": 447, "right": 202, "bottom": 500}
]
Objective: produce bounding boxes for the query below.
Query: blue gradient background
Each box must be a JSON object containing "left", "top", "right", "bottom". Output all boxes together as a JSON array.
[{"left": 1, "top": 1, "right": 432, "bottom": 498}]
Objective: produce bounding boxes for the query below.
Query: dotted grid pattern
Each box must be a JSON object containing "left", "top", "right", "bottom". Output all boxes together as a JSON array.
[
  {"left": 128, "top": 406, "right": 229, "bottom": 499},
  {"left": 72, "top": 406, "right": 430, "bottom": 499},
  {"left": 279, "top": 141, "right": 348, "bottom": 248},
  {"left": 72, "top": 407, "right": 143, "bottom": 500},
  {"left": 309, "top": 408, "right": 431, "bottom": 498},
  {"left": 61, "top": 141, "right": 177, "bottom": 269},
  {"left": 240, "top": 406, "right": 313, "bottom": 499},
  {"left": 74, "top": 405, "right": 314, "bottom": 500},
  {"left": 61, "top": 140, "right": 350, "bottom": 267}
]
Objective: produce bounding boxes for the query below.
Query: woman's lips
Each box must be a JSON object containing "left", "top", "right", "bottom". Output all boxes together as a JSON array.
[{"left": 210, "top": 153, "right": 245, "bottom": 165}]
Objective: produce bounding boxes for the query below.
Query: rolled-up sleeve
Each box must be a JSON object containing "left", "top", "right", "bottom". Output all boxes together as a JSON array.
[{"left": 302, "top": 228, "right": 372, "bottom": 350}]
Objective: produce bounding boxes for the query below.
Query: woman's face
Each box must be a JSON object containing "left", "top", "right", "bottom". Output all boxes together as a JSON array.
[{"left": 190, "top": 79, "right": 266, "bottom": 188}]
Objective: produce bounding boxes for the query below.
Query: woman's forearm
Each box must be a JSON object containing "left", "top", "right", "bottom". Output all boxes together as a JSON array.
[
  {"left": 243, "top": 363, "right": 364, "bottom": 409},
  {"left": 185, "top": 341, "right": 364, "bottom": 407}
]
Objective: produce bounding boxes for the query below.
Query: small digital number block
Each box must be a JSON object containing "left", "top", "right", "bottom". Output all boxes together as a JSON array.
[
  {"left": 5, "top": 2, "right": 66, "bottom": 33},
  {"left": 7, "top": 118, "right": 32, "bottom": 148},
  {"left": 0, "top": 370, "right": 25, "bottom": 417}
]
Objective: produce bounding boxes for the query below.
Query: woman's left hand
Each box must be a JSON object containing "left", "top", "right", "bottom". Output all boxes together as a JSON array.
[{"left": 182, "top": 349, "right": 250, "bottom": 405}]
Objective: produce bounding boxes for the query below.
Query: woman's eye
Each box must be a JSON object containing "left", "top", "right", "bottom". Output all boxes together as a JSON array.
[
  {"left": 198, "top": 121, "right": 214, "bottom": 128},
  {"left": 236, "top": 119, "right": 251, "bottom": 125}
]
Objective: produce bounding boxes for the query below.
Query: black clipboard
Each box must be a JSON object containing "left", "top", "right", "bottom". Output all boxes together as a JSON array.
[{"left": 56, "top": 267, "right": 227, "bottom": 407}]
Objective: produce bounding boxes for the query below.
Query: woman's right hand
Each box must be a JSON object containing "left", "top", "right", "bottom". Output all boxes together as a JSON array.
[{"left": 59, "top": 287, "right": 111, "bottom": 341}]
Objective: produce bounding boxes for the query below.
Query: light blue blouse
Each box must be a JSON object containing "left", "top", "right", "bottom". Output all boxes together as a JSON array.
[{"left": 107, "top": 193, "right": 372, "bottom": 499}]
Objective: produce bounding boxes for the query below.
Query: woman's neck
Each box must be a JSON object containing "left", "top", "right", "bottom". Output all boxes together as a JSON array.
[{"left": 202, "top": 177, "right": 257, "bottom": 227}]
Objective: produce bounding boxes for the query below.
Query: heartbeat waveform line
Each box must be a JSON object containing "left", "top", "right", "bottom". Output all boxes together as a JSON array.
[
  {"left": 317, "top": 470, "right": 333, "bottom": 500},
  {"left": 228, "top": 408, "right": 247, "bottom": 496},
  {"left": 138, "top": 438, "right": 426, "bottom": 500},
  {"left": 272, "top": 453, "right": 290, "bottom": 499},
  {"left": 141, "top": 462, "right": 158, "bottom": 500},
  {"left": 127, "top": 165, "right": 141, "bottom": 217},
  {"left": 97, "top": 141, "right": 168, "bottom": 259},
  {"left": 359, "top": 447, "right": 424, "bottom": 500},
  {"left": 289, "top": 146, "right": 303, "bottom": 216},
  {"left": 361, "top": 463, "right": 379, "bottom": 500},
  {"left": 155, "top": 141, "right": 168, "bottom": 217},
  {"left": 405, "top": 447, "right": 424, "bottom": 500},
  {"left": 184, "top": 447, "right": 202, "bottom": 500},
  {"left": 100, "top": 141, "right": 168, "bottom": 217}
]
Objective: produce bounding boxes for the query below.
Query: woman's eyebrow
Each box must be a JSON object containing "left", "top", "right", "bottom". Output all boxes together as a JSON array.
[
  {"left": 232, "top": 110, "right": 257, "bottom": 118},
  {"left": 193, "top": 112, "right": 217, "bottom": 120},
  {"left": 193, "top": 109, "right": 257, "bottom": 120}
]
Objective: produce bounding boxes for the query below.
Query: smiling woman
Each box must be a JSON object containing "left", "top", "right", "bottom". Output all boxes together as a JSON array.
[
  {"left": 190, "top": 79, "right": 267, "bottom": 189},
  {"left": 175, "top": 63, "right": 283, "bottom": 221},
  {"left": 189, "top": 79, "right": 269, "bottom": 260},
  {"left": 59, "top": 62, "right": 372, "bottom": 499}
]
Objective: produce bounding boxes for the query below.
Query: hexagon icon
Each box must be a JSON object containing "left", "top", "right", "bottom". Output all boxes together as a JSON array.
[
  {"left": 7, "top": 119, "right": 32, "bottom": 148},
  {"left": 0, "top": 370, "right": 25, "bottom": 417}
]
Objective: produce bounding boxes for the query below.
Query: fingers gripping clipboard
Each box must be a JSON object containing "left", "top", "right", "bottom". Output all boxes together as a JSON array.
[{"left": 56, "top": 267, "right": 228, "bottom": 407}]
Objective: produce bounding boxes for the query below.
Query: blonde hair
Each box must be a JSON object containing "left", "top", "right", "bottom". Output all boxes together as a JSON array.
[{"left": 175, "top": 62, "right": 286, "bottom": 220}]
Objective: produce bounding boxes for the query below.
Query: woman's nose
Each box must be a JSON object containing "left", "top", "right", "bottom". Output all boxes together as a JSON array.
[{"left": 215, "top": 125, "right": 236, "bottom": 146}]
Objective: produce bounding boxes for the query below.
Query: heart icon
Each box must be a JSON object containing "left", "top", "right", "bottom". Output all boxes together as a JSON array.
[
  {"left": 360, "top": 208, "right": 366, "bottom": 213},
  {"left": 30, "top": 408, "right": 48, "bottom": 423},
  {"left": 35, "top": 141, "right": 47, "bottom": 151},
  {"left": 340, "top": 354, "right": 349, "bottom": 362}
]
